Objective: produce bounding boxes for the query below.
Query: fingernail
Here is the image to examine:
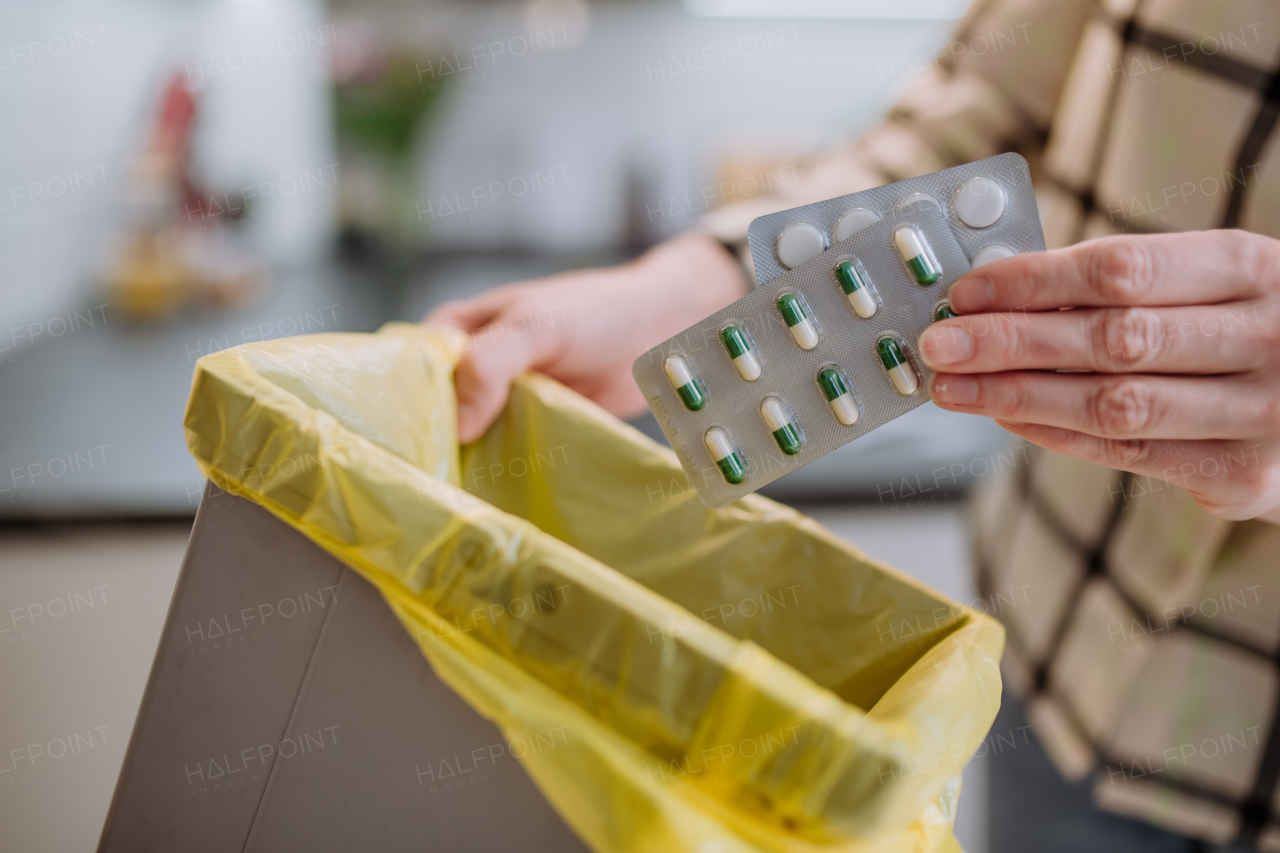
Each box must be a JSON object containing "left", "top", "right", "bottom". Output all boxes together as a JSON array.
[
  {"left": 950, "top": 276, "right": 994, "bottom": 312},
  {"left": 930, "top": 374, "right": 978, "bottom": 405},
  {"left": 919, "top": 325, "right": 973, "bottom": 367}
]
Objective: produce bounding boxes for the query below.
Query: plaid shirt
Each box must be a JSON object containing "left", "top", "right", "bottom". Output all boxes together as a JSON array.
[{"left": 703, "top": 0, "right": 1280, "bottom": 847}]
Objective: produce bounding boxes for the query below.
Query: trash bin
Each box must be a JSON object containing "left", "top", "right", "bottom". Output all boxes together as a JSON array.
[
  {"left": 106, "top": 323, "right": 1003, "bottom": 853},
  {"left": 98, "top": 480, "right": 593, "bottom": 853}
]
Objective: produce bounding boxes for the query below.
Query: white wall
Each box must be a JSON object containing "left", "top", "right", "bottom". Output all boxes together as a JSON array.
[
  {"left": 0, "top": 0, "right": 334, "bottom": 339},
  {"left": 405, "top": 2, "right": 952, "bottom": 251}
]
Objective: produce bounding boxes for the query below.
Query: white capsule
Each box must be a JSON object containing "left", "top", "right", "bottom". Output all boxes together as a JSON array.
[
  {"left": 720, "top": 325, "right": 761, "bottom": 381},
  {"left": 663, "top": 354, "right": 705, "bottom": 411},
  {"left": 849, "top": 287, "right": 877, "bottom": 318},
  {"left": 876, "top": 338, "right": 919, "bottom": 396},
  {"left": 704, "top": 426, "right": 736, "bottom": 461},
  {"left": 818, "top": 367, "right": 860, "bottom": 426},
  {"left": 664, "top": 354, "right": 693, "bottom": 387},
  {"left": 834, "top": 260, "right": 878, "bottom": 319},
  {"left": 888, "top": 363, "right": 918, "bottom": 395},
  {"left": 893, "top": 225, "right": 941, "bottom": 285},
  {"left": 830, "top": 393, "right": 859, "bottom": 425},
  {"left": 760, "top": 397, "right": 802, "bottom": 455},
  {"left": 704, "top": 426, "right": 746, "bottom": 483},
  {"left": 790, "top": 318, "right": 818, "bottom": 350},
  {"left": 733, "top": 352, "right": 760, "bottom": 380},
  {"left": 895, "top": 224, "right": 926, "bottom": 255},
  {"left": 761, "top": 397, "right": 789, "bottom": 432},
  {"left": 777, "top": 293, "right": 819, "bottom": 350}
]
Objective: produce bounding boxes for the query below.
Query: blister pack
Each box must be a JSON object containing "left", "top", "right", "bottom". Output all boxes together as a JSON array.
[
  {"left": 747, "top": 152, "right": 1043, "bottom": 287},
  {"left": 632, "top": 153, "right": 1045, "bottom": 509}
]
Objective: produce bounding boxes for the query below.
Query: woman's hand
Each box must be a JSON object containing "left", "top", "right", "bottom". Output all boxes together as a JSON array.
[
  {"left": 919, "top": 230, "right": 1280, "bottom": 523},
  {"left": 424, "top": 232, "right": 747, "bottom": 443}
]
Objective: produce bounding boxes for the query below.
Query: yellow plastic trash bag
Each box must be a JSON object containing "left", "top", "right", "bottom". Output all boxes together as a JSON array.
[{"left": 183, "top": 323, "right": 1003, "bottom": 853}]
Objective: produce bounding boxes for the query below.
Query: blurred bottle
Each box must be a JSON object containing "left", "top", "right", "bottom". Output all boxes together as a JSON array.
[
  {"left": 331, "top": 27, "right": 444, "bottom": 259},
  {"left": 106, "top": 73, "right": 264, "bottom": 323}
]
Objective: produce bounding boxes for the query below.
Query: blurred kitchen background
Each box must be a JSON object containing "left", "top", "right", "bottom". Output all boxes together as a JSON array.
[{"left": 0, "top": 0, "right": 1008, "bottom": 850}]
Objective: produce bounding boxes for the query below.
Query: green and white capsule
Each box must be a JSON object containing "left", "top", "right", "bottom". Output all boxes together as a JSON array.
[
  {"left": 720, "top": 324, "right": 761, "bottom": 381},
  {"left": 776, "top": 293, "right": 819, "bottom": 350},
  {"left": 704, "top": 427, "right": 746, "bottom": 484},
  {"left": 877, "top": 337, "right": 918, "bottom": 395},
  {"left": 663, "top": 354, "right": 705, "bottom": 411},
  {"left": 934, "top": 302, "right": 957, "bottom": 321},
  {"left": 761, "top": 397, "right": 803, "bottom": 456},
  {"left": 835, "top": 259, "right": 878, "bottom": 319},
  {"left": 818, "top": 367, "right": 859, "bottom": 426},
  {"left": 893, "top": 225, "right": 941, "bottom": 285}
]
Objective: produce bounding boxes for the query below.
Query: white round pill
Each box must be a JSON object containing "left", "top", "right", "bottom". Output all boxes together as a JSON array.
[
  {"left": 953, "top": 177, "right": 1006, "bottom": 229},
  {"left": 775, "top": 222, "right": 827, "bottom": 269},
  {"left": 892, "top": 193, "right": 943, "bottom": 214},
  {"left": 971, "top": 244, "right": 1015, "bottom": 267},
  {"left": 831, "top": 207, "right": 880, "bottom": 243}
]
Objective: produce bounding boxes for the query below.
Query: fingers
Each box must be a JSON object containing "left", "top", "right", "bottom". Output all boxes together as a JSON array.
[
  {"left": 425, "top": 286, "right": 575, "bottom": 442},
  {"left": 918, "top": 302, "right": 1270, "bottom": 375},
  {"left": 424, "top": 288, "right": 512, "bottom": 333},
  {"left": 452, "top": 326, "right": 546, "bottom": 443},
  {"left": 443, "top": 294, "right": 574, "bottom": 442},
  {"left": 929, "top": 371, "right": 1271, "bottom": 440},
  {"left": 992, "top": 422, "right": 1275, "bottom": 520},
  {"left": 948, "top": 231, "right": 1275, "bottom": 314}
]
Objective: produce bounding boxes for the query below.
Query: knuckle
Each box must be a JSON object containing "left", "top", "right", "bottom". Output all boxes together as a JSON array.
[
  {"left": 998, "top": 373, "right": 1036, "bottom": 419},
  {"left": 1233, "top": 455, "right": 1278, "bottom": 501},
  {"left": 1258, "top": 305, "right": 1280, "bottom": 354},
  {"left": 1234, "top": 230, "right": 1278, "bottom": 284},
  {"left": 1262, "top": 391, "right": 1280, "bottom": 427},
  {"left": 425, "top": 298, "right": 463, "bottom": 319},
  {"left": 993, "top": 313, "right": 1032, "bottom": 364},
  {"left": 1097, "top": 307, "right": 1163, "bottom": 370},
  {"left": 1099, "top": 437, "right": 1151, "bottom": 470},
  {"left": 1090, "top": 239, "right": 1155, "bottom": 304},
  {"left": 1091, "top": 378, "right": 1157, "bottom": 436},
  {"left": 1257, "top": 464, "right": 1280, "bottom": 504}
]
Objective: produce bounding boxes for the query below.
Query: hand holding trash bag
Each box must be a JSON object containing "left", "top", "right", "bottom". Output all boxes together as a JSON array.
[{"left": 425, "top": 232, "right": 747, "bottom": 442}]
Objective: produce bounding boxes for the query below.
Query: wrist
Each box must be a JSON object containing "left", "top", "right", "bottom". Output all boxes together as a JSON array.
[
  {"left": 635, "top": 232, "right": 752, "bottom": 308},
  {"left": 609, "top": 233, "right": 751, "bottom": 355}
]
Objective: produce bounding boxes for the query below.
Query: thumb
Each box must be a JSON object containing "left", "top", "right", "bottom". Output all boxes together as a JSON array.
[
  {"left": 424, "top": 289, "right": 506, "bottom": 332},
  {"left": 452, "top": 322, "right": 543, "bottom": 444}
]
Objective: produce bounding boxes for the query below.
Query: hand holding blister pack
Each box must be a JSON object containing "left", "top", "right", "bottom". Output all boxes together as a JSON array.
[{"left": 632, "top": 153, "right": 1046, "bottom": 508}]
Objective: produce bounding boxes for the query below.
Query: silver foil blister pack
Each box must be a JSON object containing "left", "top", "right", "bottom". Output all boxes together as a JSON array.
[
  {"left": 747, "top": 152, "right": 1044, "bottom": 288},
  {"left": 632, "top": 154, "right": 1045, "bottom": 509}
]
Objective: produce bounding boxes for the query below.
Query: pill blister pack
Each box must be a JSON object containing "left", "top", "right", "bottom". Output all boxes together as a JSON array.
[
  {"left": 747, "top": 152, "right": 1043, "bottom": 288},
  {"left": 632, "top": 153, "right": 1045, "bottom": 509}
]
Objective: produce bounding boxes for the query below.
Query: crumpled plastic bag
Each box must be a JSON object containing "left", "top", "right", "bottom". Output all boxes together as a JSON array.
[{"left": 183, "top": 322, "right": 1003, "bottom": 853}]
